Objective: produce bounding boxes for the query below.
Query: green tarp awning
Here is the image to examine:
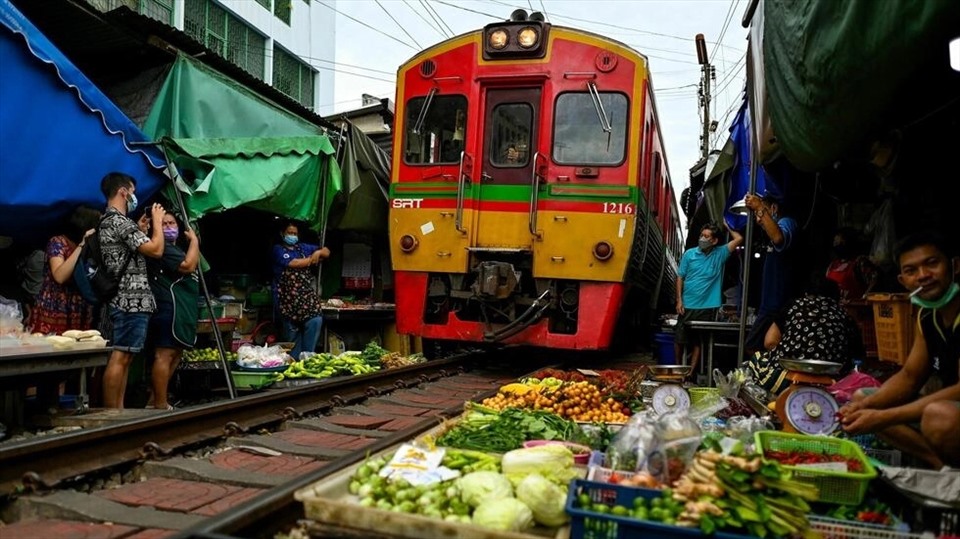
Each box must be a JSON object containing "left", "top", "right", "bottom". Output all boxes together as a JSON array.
[
  {"left": 161, "top": 136, "right": 343, "bottom": 229},
  {"left": 755, "top": 0, "right": 960, "bottom": 171},
  {"left": 332, "top": 121, "right": 392, "bottom": 232},
  {"left": 143, "top": 54, "right": 322, "bottom": 140}
]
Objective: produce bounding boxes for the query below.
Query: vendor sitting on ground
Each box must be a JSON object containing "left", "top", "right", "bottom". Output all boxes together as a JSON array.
[
  {"left": 747, "top": 273, "right": 861, "bottom": 395},
  {"left": 840, "top": 232, "right": 960, "bottom": 468}
]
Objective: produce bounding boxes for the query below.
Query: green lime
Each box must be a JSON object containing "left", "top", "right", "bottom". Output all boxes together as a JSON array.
[
  {"left": 633, "top": 497, "right": 647, "bottom": 509},
  {"left": 611, "top": 505, "right": 629, "bottom": 516},
  {"left": 591, "top": 503, "right": 610, "bottom": 514},
  {"left": 634, "top": 508, "right": 649, "bottom": 520},
  {"left": 577, "top": 493, "right": 592, "bottom": 508}
]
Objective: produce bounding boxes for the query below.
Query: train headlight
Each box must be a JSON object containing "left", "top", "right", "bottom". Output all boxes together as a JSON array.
[
  {"left": 517, "top": 27, "right": 539, "bottom": 48},
  {"left": 593, "top": 241, "right": 613, "bottom": 261},
  {"left": 489, "top": 29, "right": 508, "bottom": 50},
  {"left": 400, "top": 234, "right": 419, "bottom": 253}
]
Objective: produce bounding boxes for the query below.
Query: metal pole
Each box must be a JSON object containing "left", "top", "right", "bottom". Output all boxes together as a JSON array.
[
  {"left": 736, "top": 99, "right": 760, "bottom": 365},
  {"left": 155, "top": 143, "right": 237, "bottom": 399},
  {"left": 316, "top": 122, "right": 349, "bottom": 294}
]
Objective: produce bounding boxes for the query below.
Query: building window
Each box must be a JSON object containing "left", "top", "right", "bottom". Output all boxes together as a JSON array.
[
  {"left": 254, "top": 0, "right": 271, "bottom": 9},
  {"left": 139, "top": 0, "right": 174, "bottom": 24},
  {"left": 184, "top": 0, "right": 266, "bottom": 80},
  {"left": 274, "top": 0, "right": 291, "bottom": 25},
  {"left": 273, "top": 47, "right": 315, "bottom": 108}
]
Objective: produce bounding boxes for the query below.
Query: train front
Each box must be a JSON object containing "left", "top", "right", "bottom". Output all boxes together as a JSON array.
[{"left": 389, "top": 11, "right": 653, "bottom": 350}]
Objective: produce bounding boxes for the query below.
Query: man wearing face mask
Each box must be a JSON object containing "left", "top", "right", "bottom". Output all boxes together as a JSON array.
[
  {"left": 675, "top": 221, "right": 743, "bottom": 378},
  {"left": 98, "top": 172, "right": 165, "bottom": 409},
  {"left": 840, "top": 232, "right": 960, "bottom": 468},
  {"left": 743, "top": 191, "right": 800, "bottom": 353}
]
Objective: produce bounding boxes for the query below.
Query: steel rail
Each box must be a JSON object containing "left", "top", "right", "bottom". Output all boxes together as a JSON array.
[{"left": 0, "top": 354, "right": 478, "bottom": 496}]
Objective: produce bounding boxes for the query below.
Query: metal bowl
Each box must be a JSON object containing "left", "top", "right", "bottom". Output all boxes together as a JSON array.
[
  {"left": 778, "top": 358, "right": 843, "bottom": 375},
  {"left": 648, "top": 365, "right": 692, "bottom": 381}
]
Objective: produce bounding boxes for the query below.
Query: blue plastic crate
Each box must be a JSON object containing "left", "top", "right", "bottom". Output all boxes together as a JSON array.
[{"left": 566, "top": 479, "right": 755, "bottom": 539}]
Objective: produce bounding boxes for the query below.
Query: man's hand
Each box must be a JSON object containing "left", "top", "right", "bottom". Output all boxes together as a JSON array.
[
  {"left": 184, "top": 227, "right": 197, "bottom": 243},
  {"left": 150, "top": 203, "right": 165, "bottom": 223},
  {"left": 676, "top": 300, "right": 684, "bottom": 315},
  {"left": 743, "top": 193, "right": 763, "bottom": 212},
  {"left": 841, "top": 408, "right": 890, "bottom": 435}
]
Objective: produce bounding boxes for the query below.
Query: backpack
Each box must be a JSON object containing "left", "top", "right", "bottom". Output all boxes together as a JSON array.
[{"left": 73, "top": 215, "right": 133, "bottom": 305}]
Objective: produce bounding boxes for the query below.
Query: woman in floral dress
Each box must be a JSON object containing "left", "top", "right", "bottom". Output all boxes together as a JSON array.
[{"left": 30, "top": 207, "right": 101, "bottom": 335}]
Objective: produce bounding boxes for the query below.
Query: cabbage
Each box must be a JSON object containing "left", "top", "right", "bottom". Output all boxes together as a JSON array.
[
  {"left": 515, "top": 473, "right": 569, "bottom": 526},
  {"left": 472, "top": 498, "right": 534, "bottom": 532},
  {"left": 501, "top": 445, "right": 578, "bottom": 485},
  {"left": 458, "top": 471, "right": 513, "bottom": 508}
]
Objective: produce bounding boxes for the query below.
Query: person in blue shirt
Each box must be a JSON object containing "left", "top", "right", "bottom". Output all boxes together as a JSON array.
[
  {"left": 675, "top": 221, "right": 743, "bottom": 378},
  {"left": 272, "top": 222, "right": 330, "bottom": 359},
  {"left": 743, "top": 191, "right": 800, "bottom": 353}
]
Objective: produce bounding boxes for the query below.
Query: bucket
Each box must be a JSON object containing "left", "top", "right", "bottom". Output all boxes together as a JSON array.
[{"left": 653, "top": 332, "right": 676, "bottom": 364}]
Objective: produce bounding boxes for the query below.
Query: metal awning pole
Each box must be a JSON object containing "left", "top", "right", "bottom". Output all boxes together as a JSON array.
[
  {"left": 736, "top": 53, "right": 760, "bottom": 365},
  {"left": 316, "top": 122, "right": 349, "bottom": 294},
  {"left": 150, "top": 141, "right": 237, "bottom": 399}
]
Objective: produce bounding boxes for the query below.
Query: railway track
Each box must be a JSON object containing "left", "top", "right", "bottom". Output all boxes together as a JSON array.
[{"left": 0, "top": 349, "right": 564, "bottom": 538}]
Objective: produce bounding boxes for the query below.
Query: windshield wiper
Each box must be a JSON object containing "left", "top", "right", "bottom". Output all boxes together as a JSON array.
[
  {"left": 587, "top": 82, "right": 612, "bottom": 133},
  {"left": 412, "top": 87, "right": 438, "bottom": 135}
]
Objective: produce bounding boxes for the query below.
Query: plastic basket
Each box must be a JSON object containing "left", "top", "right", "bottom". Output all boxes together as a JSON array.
[
  {"left": 843, "top": 300, "right": 878, "bottom": 358},
  {"left": 230, "top": 371, "right": 277, "bottom": 390},
  {"left": 863, "top": 448, "right": 902, "bottom": 467},
  {"left": 565, "top": 479, "right": 752, "bottom": 539},
  {"left": 807, "top": 515, "right": 927, "bottom": 539},
  {"left": 755, "top": 431, "right": 877, "bottom": 505},
  {"left": 688, "top": 387, "right": 721, "bottom": 407},
  {"left": 866, "top": 293, "right": 916, "bottom": 364}
]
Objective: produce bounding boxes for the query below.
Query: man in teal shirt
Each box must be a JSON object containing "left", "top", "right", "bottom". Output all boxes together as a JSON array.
[{"left": 675, "top": 221, "right": 743, "bottom": 378}]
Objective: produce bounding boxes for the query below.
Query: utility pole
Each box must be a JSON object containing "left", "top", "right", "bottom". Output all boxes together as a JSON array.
[{"left": 696, "top": 34, "right": 712, "bottom": 159}]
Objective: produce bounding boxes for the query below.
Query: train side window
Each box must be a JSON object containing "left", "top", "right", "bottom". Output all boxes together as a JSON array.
[
  {"left": 552, "top": 92, "right": 628, "bottom": 166},
  {"left": 490, "top": 103, "right": 533, "bottom": 167},
  {"left": 404, "top": 95, "right": 467, "bottom": 165}
]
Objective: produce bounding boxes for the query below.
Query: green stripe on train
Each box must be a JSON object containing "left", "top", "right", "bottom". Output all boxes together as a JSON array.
[{"left": 391, "top": 183, "right": 637, "bottom": 201}]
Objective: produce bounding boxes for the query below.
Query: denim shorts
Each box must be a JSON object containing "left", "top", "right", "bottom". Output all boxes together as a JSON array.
[{"left": 109, "top": 306, "right": 150, "bottom": 353}]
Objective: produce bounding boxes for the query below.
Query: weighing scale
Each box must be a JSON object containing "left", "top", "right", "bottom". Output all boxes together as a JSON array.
[
  {"left": 647, "top": 365, "right": 693, "bottom": 415},
  {"left": 774, "top": 358, "right": 842, "bottom": 435}
]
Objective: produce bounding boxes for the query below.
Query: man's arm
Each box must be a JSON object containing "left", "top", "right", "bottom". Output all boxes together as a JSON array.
[
  {"left": 178, "top": 227, "right": 200, "bottom": 274},
  {"left": 676, "top": 276, "right": 685, "bottom": 315},
  {"left": 725, "top": 221, "right": 743, "bottom": 253},
  {"left": 137, "top": 204, "right": 166, "bottom": 258}
]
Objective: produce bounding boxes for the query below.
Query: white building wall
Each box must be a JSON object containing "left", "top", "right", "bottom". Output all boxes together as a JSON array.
[{"left": 173, "top": 0, "right": 336, "bottom": 113}]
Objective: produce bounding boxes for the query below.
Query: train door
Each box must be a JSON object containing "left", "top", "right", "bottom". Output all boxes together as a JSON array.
[{"left": 473, "top": 88, "right": 540, "bottom": 249}]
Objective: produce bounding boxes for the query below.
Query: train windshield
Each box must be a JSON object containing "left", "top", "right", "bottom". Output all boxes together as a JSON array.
[
  {"left": 552, "top": 92, "right": 628, "bottom": 165},
  {"left": 403, "top": 95, "right": 467, "bottom": 165}
]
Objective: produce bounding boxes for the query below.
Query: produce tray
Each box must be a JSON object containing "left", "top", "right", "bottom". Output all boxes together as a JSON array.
[
  {"left": 565, "top": 479, "right": 753, "bottom": 539},
  {"left": 230, "top": 371, "right": 277, "bottom": 390},
  {"left": 755, "top": 431, "right": 877, "bottom": 505},
  {"left": 180, "top": 360, "right": 225, "bottom": 371},
  {"left": 294, "top": 444, "right": 568, "bottom": 539},
  {"left": 807, "top": 516, "right": 927, "bottom": 539}
]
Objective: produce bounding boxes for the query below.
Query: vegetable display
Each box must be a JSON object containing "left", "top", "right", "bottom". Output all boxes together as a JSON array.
[
  {"left": 764, "top": 449, "right": 864, "bottom": 472},
  {"left": 436, "top": 406, "right": 578, "bottom": 453},
  {"left": 482, "top": 380, "right": 631, "bottom": 423}
]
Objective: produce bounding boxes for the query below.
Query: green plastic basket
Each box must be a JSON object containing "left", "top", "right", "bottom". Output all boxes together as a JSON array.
[
  {"left": 755, "top": 431, "right": 877, "bottom": 505},
  {"left": 688, "top": 387, "right": 721, "bottom": 407},
  {"left": 230, "top": 371, "right": 277, "bottom": 390}
]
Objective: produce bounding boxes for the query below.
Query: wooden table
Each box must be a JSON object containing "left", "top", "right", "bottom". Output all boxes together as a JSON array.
[{"left": 685, "top": 320, "right": 749, "bottom": 386}]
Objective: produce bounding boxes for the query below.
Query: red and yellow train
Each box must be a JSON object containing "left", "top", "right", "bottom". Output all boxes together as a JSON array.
[{"left": 388, "top": 10, "right": 683, "bottom": 351}]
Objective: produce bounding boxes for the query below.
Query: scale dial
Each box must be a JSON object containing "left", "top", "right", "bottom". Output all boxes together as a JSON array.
[
  {"left": 784, "top": 386, "right": 839, "bottom": 435},
  {"left": 652, "top": 384, "right": 690, "bottom": 415}
]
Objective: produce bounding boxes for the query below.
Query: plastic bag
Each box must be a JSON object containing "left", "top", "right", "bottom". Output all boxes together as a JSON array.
[
  {"left": 605, "top": 410, "right": 658, "bottom": 472},
  {"left": 0, "top": 295, "right": 23, "bottom": 336},
  {"left": 656, "top": 413, "right": 702, "bottom": 485},
  {"left": 828, "top": 371, "right": 881, "bottom": 405},
  {"left": 236, "top": 343, "right": 290, "bottom": 368}
]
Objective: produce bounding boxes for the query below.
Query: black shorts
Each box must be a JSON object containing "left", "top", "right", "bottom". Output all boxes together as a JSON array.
[{"left": 675, "top": 308, "right": 717, "bottom": 345}]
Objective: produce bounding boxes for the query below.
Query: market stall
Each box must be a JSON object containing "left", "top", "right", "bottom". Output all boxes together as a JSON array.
[{"left": 288, "top": 365, "right": 960, "bottom": 539}]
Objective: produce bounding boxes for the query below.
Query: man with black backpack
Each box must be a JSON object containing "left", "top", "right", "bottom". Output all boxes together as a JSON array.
[{"left": 98, "top": 172, "right": 165, "bottom": 408}]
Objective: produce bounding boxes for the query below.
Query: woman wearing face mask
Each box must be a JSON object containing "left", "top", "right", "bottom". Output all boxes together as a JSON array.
[
  {"left": 142, "top": 210, "right": 200, "bottom": 410},
  {"left": 272, "top": 222, "right": 330, "bottom": 359}
]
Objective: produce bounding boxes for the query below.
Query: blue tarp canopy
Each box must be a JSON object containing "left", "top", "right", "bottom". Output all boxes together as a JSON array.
[{"left": 0, "top": 0, "right": 166, "bottom": 242}]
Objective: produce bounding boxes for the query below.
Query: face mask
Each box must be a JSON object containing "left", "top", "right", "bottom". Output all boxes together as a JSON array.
[
  {"left": 126, "top": 192, "right": 138, "bottom": 214},
  {"left": 283, "top": 234, "right": 298, "bottom": 246},
  {"left": 911, "top": 282, "right": 960, "bottom": 309},
  {"left": 698, "top": 238, "right": 713, "bottom": 251},
  {"left": 162, "top": 227, "right": 178, "bottom": 242}
]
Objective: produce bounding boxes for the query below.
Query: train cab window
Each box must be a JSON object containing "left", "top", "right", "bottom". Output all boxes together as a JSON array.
[
  {"left": 490, "top": 103, "right": 532, "bottom": 167},
  {"left": 404, "top": 95, "right": 467, "bottom": 165},
  {"left": 553, "top": 92, "right": 627, "bottom": 165}
]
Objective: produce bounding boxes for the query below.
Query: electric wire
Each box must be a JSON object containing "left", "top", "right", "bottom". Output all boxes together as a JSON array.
[
  {"left": 315, "top": 1, "right": 418, "bottom": 51},
  {"left": 376, "top": 0, "right": 423, "bottom": 48},
  {"left": 538, "top": 0, "right": 549, "bottom": 22},
  {"left": 710, "top": 0, "right": 739, "bottom": 64},
  {"left": 402, "top": 0, "right": 446, "bottom": 38},
  {"left": 422, "top": 0, "right": 456, "bottom": 37}
]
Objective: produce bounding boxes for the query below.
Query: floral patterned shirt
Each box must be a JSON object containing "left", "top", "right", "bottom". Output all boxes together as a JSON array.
[{"left": 99, "top": 207, "right": 155, "bottom": 313}]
